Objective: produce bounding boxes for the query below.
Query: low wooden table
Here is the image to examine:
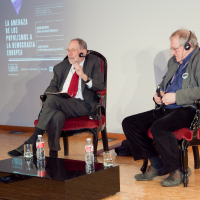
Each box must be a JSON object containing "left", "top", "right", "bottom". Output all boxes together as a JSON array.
[{"left": 0, "top": 156, "right": 120, "bottom": 200}]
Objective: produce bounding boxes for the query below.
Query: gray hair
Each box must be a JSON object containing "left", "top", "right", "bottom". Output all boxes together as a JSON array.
[
  {"left": 71, "top": 38, "right": 87, "bottom": 50},
  {"left": 170, "top": 29, "right": 199, "bottom": 48}
]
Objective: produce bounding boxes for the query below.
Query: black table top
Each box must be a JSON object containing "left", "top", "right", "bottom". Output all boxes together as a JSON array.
[{"left": 0, "top": 156, "right": 104, "bottom": 182}]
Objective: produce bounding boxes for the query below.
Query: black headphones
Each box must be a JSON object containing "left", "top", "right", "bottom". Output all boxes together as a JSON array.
[
  {"left": 79, "top": 52, "right": 85, "bottom": 57},
  {"left": 184, "top": 31, "right": 192, "bottom": 50}
]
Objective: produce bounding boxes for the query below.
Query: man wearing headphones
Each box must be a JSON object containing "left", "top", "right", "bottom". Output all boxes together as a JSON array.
[
  {"left": 8, "top": 38, "right": 105, "bottom": 158},
  {"left": 122, "top": 29, "right": 200, "bottom": 187}
]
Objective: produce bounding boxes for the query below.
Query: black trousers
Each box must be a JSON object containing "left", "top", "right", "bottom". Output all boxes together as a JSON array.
[
  {"left": 122, "top": 107, "right": 195, "bottom": 174},
  {"left": 36, "top": 95, "right": 91, "bottom": 151}
]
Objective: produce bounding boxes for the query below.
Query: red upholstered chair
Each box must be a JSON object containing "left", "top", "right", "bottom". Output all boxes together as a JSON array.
[
  {"left": 140, "top": 100, "right": 200, "bottom": 187},
  {"left": 34, "top": 50, "right": 109, "bottom": 158}
]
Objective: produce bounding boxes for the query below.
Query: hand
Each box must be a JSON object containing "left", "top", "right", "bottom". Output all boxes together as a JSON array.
[
  {"left": 160, "top": 90, "right": 164, "bottom": 97},
  {"left": 162, "top": 93, "right": 176, "bottom": 105},
  {"left": 153, "top": 93, "right": 163, "bottom": 105},
  {"left": 74, "top": 62, "right": 87, "bottom": 81}
]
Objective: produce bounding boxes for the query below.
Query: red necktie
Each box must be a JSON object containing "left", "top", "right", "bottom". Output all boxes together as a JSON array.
[{"left": 67, "top": 72, "right": 79, "bottom": 97}]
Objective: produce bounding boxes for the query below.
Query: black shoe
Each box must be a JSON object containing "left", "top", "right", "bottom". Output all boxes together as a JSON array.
[
  {"left": 49, "top": 149, "right": 58, "bottom": 158},
  {"left": 8, "top": 143, "right": 26, "bottom": 157}
]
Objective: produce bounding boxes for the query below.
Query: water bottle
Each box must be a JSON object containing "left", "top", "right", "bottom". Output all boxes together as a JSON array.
[
  {"left": 85, "top": 163, "right": 95, "bottom": 174},
  {"left": 37, "top": 158, "right": 46, "bottom": 177},
  {"left": 85, "top": 138, "right": 94, "bottom": 165},
  {"left": 36, "top": 135, "right": 45, "bottom": 159}
]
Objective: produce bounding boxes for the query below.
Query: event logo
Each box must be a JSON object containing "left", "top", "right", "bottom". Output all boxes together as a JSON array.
[
  {"left": 8, "top": 65, "right": 18, "bottom": 72},
  {"left": 11, "top": 0, "right": 23, "bottom": 15}
]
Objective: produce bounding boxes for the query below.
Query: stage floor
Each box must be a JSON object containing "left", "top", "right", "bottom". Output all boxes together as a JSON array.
[{"left": 1, "top": 130, "right": 200, "bottom": 200}]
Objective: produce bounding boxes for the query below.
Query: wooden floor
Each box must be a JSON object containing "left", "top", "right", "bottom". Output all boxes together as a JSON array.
[{"left": 1, "top": 130, "right": 200, "bottom": 200}]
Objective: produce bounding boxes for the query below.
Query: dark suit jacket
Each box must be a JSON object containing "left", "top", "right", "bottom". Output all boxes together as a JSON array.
[{"left": 45, "top": 54, "right": 105, "bottom": 112}]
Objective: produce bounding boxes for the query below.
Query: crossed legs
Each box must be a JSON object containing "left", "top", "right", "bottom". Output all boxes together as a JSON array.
[{"left": 8, "top": 95, "right": 91, "bottom": 157}]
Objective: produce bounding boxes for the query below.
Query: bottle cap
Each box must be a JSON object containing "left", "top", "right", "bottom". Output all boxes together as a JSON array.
[
  {"left": 87, "top": 138, "right": 91, "bottom": 141},
  {"left": 38, "top": 135, "right": 42, "bottom": 138}
]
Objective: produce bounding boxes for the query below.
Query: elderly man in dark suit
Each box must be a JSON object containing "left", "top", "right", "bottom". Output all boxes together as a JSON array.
[{"left": 8, "top": 38, "right": 105, "bottom": 158}]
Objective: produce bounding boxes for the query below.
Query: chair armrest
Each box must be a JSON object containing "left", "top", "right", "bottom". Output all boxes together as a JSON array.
[
  {"left": 96, "top": 89, "right": 106, "bottom": 106},
  {"left": 40, "top": 94, "right": 47, "bottom": 102},
  {"left": 195, "top": 99, "right": 200, "bottom": 110},
  {"left": 89, "top": 89, "right": 106, "bottom": 120},
  {"left": 96, "top": 89, "right": 106, "bottom": 98},
  {"left": 40, "top": 90, "right": 106, "bottom": 103},
  {"left": 189, "top": 99, "right": 200, "bottom": 130}
]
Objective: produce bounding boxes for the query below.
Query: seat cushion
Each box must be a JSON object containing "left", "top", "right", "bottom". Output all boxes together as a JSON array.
[
  {"left": 147, "top": 128, "right": 200, "bottom": 141},
  {"left": 34, "top": 114, "right": 106, "bottom": 131}
]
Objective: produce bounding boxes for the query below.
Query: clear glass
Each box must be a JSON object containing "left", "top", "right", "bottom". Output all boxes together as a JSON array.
[
  {"left": 24, "top": 144, "right": 33, "bottom": 158},
  {"left": 103, "top": 151, "right": 113, "bottom": 167},
  {"left": 24, "top": 157, "right": 33, "bottom": 170}
]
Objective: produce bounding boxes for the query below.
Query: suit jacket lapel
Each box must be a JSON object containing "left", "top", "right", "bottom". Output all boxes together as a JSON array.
[
  {"left": 60, "top": 60, "right": 71, "bottom": 91},
  {"left": 81, "top": 55, "right": 89, "bottom": 92},
  {"left": 163, "top": 61, "right": 178, "bottom": 91}
]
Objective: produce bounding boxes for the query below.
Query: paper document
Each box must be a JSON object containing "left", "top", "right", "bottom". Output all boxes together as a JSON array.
[{"left": 45, "top": 92, "right": 72, "bottom": 98}]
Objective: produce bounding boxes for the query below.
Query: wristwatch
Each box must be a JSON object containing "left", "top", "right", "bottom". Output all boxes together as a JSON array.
[{"left": 85, "top": 77, "right": 91, "bottom": 83}]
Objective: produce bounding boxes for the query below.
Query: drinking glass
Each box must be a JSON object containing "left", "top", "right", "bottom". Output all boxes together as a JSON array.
[
  {"left": 24, "top": 144, "right": 33, "bottom": 158},
  {"left": 103, "top": 151, "right": 113, "bottom": 167}
]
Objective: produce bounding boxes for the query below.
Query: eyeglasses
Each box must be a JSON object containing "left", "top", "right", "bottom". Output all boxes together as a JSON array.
[
  {"left": 170, "top": 45, "right": 183, "bottom": 51},
  {"left": 66, "top": 48, "right": 77, "bottom": 52}
]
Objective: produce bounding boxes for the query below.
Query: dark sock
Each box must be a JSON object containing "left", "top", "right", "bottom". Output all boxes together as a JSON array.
[
  {"left": 49, "top": 149, "right": 58, "bottom": 157},
  {"left": 26, "top": 127, "right": 45, "bottom": 147},
  {"left": 179, "top": 167, "right": 186, "bottom": 173},
  {"left": 149, "top": 156, "right": 163, "bottom": 169},
  {"left": 149, "top": 156, "right": 164, "bottom": 175}
]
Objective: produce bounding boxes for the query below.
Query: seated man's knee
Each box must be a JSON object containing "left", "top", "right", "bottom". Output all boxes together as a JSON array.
[
  {"left": 122, "top": 116, "right": 136, "bottom": 129},
  {"left": 122, "top": 117, "right": 130, "bottom": 128},
  {"left": 46, "top": 96, "right": 59, "bottom": 110},
  {"left": 150, "top": 121, "right": 163, "bottom": 137},
  {"left": 49, "top": 111, "right": 66, "bottom": 129},
  {"left": 53, "top": 111, "right": 65, "bottom": 122}
]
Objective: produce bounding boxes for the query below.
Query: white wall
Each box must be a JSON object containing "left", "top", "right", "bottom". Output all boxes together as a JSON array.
[{"left": 1, "top": 0, "right": 200, "bottom": 134}]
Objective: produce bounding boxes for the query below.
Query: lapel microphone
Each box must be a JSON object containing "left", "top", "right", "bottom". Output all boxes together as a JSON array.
[{"left": 79, "top": 52, "right": 85, "bottom": 57}]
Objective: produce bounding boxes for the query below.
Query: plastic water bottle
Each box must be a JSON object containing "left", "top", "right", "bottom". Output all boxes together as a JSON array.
[
  {"left": 85, "top": 138, "right": 94, "bottom": 165},
  {"left": 37, "top": 159, "right": 46, "bottom": 177},
  {"left": 85, "top": 163, "right": 95, "bottom": 174},
  {"left": 36, "top": 135, "right": 45, "bottom": 159}
]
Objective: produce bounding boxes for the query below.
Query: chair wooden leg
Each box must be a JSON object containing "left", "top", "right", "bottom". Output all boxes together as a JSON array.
[
  {"left": 101, "top": 127, "right": 109, "bottom": 152},
  {"left": 92, "top": 129, "right": 98, "bottom": 158},
  {"left": 141, "top": 159, "right": 148, "bottom": 174},
  {"left": 181, "top": 139, "right": 189, "bottom": 187},
  {"left": 192, "top": 146, "right": 200, "bottom": 169},
  {"left": 63, "top": 136, "right": 69, "bottom": 156}
]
